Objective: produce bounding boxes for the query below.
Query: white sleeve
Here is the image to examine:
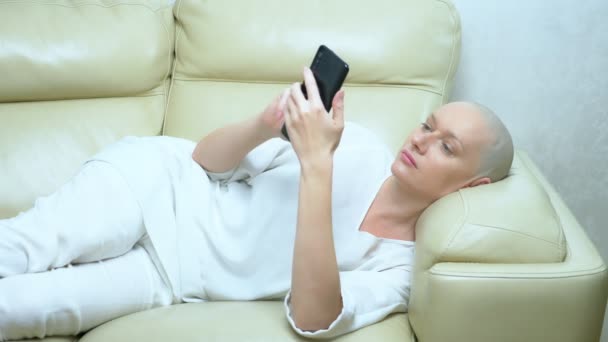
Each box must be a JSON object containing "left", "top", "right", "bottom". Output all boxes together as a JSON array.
[
  {"left": 201, "top": 137, "right": 291, "bottom": 185},
  {"left": 283, "top": 267, "right": 411, "bottom": 339}
]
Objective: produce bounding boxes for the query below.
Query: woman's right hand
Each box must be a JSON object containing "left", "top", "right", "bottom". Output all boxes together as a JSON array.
[{"left": 256, "top": 88, "right": 291, "bottom": 139}]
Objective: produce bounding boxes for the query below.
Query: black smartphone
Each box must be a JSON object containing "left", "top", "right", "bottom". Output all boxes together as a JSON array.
[{"left": 281, "top": 45, "right": 350, "bottom": 141}]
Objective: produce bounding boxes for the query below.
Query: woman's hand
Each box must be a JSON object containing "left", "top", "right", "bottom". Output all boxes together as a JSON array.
[
  {"left": 284, "top": 67, "right": 345, "bottom": 169},
  {"left": 256, "top": 88, "right": 291, "bottom": 140}
]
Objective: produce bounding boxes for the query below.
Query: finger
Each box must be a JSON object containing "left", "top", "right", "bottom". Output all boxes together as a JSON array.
[
  {"left": 332, "top": 89, "right": 345, "bottom": 124},
  {"left": 276, "top": 88, "right": 290, "bottom": 118},
  {"left": 287, "top": 97, "right": 299, "bottom": 119},
  {"left": 284, "top": 98, "right": 293, "bottom": 131},
  {"left": 302, "top": 67, "right": 322, "bottom": 106},
  {"left": 279, "top": 88, "right": 290, "bottom": 109},
  {"left": 290, "top": 82, "right": 308, "bottom": 112}
]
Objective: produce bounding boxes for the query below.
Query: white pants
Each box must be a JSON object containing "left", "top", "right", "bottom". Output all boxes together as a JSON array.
[{"left": 0, "top": 161, "right": 173, "bottom": 341}]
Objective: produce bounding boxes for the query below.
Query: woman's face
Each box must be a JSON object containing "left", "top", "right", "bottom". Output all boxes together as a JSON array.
[{"left": 391, "top": 102, "right": 493, "bottom": 201}]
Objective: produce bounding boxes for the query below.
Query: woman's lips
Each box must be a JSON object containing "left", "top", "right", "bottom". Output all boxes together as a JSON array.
[{"left": 401, "top": 150, "right": 417, "bottom": 168}]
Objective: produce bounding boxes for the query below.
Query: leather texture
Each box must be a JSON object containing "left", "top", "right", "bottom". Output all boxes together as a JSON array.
[
  {"left": 410, "top": 151, "right": 608, "bottom": 341},
  {"left": 0, "top": 0, "right": 174, "bottom": 218},
  {"left": 165, "top": 0, "right": 462, "bottom": 154},
  {"left": 0, "top": 0, "right": 174, "bottom": 103},
  {"left": 2, "top": 0, "right": 606, "bottom": 341},
  {"left": 78, "top": 302, "right": 415, "bottom": 342}
]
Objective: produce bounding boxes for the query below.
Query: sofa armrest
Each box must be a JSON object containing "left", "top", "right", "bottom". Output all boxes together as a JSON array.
[
  {"left": 408, "top": 151, "right": 608, "bottom": 342},
  {"left": 413, "top": 260, "right": 606, "bottom": 342}
]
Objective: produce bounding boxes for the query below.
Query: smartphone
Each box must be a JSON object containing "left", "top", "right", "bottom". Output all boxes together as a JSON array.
[{"left": 281, "top": 45, "right": 350, "bottom": 141}]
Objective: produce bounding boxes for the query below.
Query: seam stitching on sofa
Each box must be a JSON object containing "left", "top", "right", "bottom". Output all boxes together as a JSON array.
[
  {"left": 466, "top": 222, "right": 564, "bottom": 247},
  {"left": 162, "top": 0, "right": 183, "bottom": 135},
  {"left": 170, "top": 77, "right": 444, "bottom": 95},
  {"left": 0, "top": 1, "right": 157, "bottom": 11},
  {"left": 134, "top": 91, "right": 165, "bottom": 97},
  {"left": 519, "top": 153, "right": 570, "bottom": 262},
  {"left": 428, "top": 266, "right": 607, "bottom": 278},
  {"left": 1, "top": 91, "right": 164, "bottom": 105},
  {"left": 434, "top": 0, "right": 460, "bottom": 104},
  {"left": 439, "top": 190, "right": 468, "bottom": 261},
  {"left": 517, "top": 153, "right": 568, "bottom": 261},
  {"left": 156, "top": 3, "right": 173, "bottom": 135},
  {"left": 157, "top": 4, "right": 173, "bottom": 107}
]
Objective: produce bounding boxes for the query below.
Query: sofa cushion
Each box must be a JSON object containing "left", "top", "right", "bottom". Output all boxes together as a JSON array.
[
  {"left": 414, "top": 150, "right": 566, "bottom": 269},
  {"left": 0, "top": 0, "right": 175, "bottom": 218},
  {"left": 165, "top": 0, "right": 461, "bottom": 154},
  {"left": 78, "top": 302, "right": 416, "bottom": 342},
  {"left": 0, "top": 0, "right": 174, "bottom": 103},
  {"left": 408, "top": 150, "right": 568, "bottom": 338},
  {"left": 406, "top": 150, "right": 604, "bottom": 342}
]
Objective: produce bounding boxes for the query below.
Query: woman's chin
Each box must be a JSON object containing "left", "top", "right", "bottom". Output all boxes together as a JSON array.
[{"left": 391, "top": 160, "right": 413, "bottom": 178}]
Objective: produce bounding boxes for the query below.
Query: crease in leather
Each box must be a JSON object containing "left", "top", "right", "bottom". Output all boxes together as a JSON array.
[
  {"left": 163, "top": 0, "right": 184, "bottom": 135},
  {"left": 518, "top": 153, "right": 569, "bottom": 258},
  {"left": 429, "top": 265, "right": 608, "bottom": 278},
  {"left": 170, "top": 76, "right": 445, "bottom": 96},
  {"left": 438, "top": 190, "right": 467, "bottom": 262},
  {"left": 0, "top": 0, "right": 162, "bottom": 11},
  {"left": 434, "top": 0, "right": 461, "bottom": 103}
]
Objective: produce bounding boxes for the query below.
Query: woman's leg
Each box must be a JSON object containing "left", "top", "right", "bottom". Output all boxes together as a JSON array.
[
  {"left": 0, "top": 161, "right": 145, "bottom": 277},
  {"left": 0, "top": 244, "right": 173, "bottom": 341}
]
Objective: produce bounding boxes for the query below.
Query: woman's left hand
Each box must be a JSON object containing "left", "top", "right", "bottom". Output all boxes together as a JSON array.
[{"left": 284, "top": 67, "right": 346, "bottom": 169}]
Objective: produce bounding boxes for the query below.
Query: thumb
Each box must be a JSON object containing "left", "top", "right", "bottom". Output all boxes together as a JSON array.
[{"left": 332, "top": 89, "right": 345, "bottom": 124}]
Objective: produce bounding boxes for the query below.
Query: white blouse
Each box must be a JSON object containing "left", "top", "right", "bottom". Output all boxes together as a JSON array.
[{"left": 86, "top": 121, "right": 415, "bottom": 339}]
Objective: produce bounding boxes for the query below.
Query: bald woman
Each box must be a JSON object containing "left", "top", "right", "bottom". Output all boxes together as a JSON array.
[{"left": 0, "top": 67, "right": 513, "bottom": 340}]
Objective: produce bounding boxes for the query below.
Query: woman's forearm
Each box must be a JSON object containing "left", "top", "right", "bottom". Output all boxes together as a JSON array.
[
  {"left": 290, "top": 158, "right": 343, "bottom": 331},
  {"left": 192, "top": 116, "right": 271, "bottom": 173}
]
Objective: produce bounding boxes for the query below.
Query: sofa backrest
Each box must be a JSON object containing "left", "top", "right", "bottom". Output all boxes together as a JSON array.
[
  {"left": 0, "top": 0, "right": 175, "bottom": 217},
  {"left": 164, "top": 0, "right": 462, "bottom": 154},
  {"left": 0, "top": 0, "right": 577, "bottom": 339}
]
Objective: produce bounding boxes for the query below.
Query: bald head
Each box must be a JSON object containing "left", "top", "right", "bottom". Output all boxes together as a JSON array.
[{"left": 470, "top": 102, "right": 514, "bottom": 182}]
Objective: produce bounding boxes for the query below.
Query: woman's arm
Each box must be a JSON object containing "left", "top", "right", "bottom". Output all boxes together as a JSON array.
[
  {"left": 192, "top": 116, "right": 271, "bottom": 173},
  {"left": 284, "top": 67, "right": 346, "bottom": 331},
  {"left": 289, "top": 158, "right": 343, "bottom": 331},
  {"left": 192, "top": 89, "right": 290, "bottom": 173}
]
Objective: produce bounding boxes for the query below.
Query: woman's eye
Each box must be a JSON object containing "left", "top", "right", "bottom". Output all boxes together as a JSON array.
[
  {"left": 442, "top": 142, "right": 453, "bottom": 155},
  {"left": 421, "top": 122, "right": 431, "bottom": 131}
]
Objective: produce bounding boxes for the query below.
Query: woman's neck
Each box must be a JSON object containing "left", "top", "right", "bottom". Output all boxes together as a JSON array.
[{"left": 366, "top": 175, "right": 432, "bottom": 238}]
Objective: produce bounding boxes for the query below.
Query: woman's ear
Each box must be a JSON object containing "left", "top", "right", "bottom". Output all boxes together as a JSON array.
[{"left": 468, "top": 177, "right": 491, "bottom": 188}]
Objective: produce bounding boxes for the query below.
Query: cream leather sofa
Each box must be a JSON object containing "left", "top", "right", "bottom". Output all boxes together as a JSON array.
[{"left": 1, "top": 0, "right": 606, "bottom": 341}]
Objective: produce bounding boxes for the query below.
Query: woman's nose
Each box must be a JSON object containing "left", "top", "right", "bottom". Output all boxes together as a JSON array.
[{"left": 412, "top": 132, "right": 431, "bottom": 154}]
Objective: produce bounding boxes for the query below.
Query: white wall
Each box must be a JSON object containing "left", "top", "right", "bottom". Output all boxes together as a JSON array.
[{"left": 448, "top": 1, "right": 608, "bottom": 340}]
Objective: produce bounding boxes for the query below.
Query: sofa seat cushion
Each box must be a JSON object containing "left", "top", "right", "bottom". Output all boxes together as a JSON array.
[{"left": 79, "top": 302, "right": 415, "bottom": 341}]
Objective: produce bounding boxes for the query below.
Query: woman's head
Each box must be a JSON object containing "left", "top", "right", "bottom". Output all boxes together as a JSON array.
[{"left": 391, "top": 101, "right": 514, "bottom": 202}]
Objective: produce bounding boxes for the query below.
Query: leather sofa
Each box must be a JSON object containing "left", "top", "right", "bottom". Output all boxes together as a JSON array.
[{"left": 1, "top": 0, "right": 606, "bottom": 341}]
